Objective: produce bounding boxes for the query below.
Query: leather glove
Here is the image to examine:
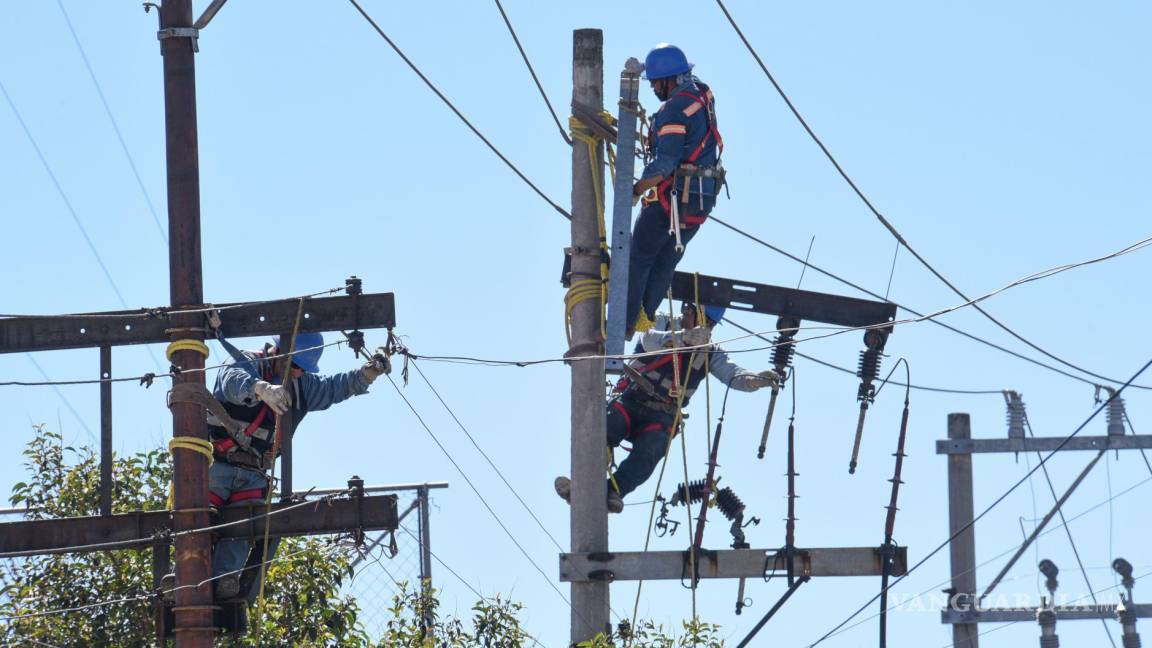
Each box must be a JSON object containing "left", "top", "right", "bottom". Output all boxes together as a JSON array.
[
  {"left": 253, "top": 380, "right": 291, "bottom": 415},
  {"left": 743, "top": 370, "right": 780, "bottom": 391},
  {"left": 681, "top": 326, "right": 712, "bottom": 348},
  {"left": 361, "top": 353, "right": 391, "bottom": 384}
]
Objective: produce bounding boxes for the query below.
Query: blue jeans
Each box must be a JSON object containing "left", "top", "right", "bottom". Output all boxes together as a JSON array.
[
  {"left": 209, "top": 461, "right": 277, "bottom": 600},
  {"left": 626, "top": 203, "right": 701, "bottom": 330},
  {"left": 607, "top": 395, "right": 673, "bottom": 497}
]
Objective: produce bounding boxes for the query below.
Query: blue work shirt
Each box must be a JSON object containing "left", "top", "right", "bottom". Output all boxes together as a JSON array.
[
  {"left": 641, "top": 78, "right": 722, "bottom": 217},
  {"left": 213, "top": 349, "right": 370, "bottom": 416}
]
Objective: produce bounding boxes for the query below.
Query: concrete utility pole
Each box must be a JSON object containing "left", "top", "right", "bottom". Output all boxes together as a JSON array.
[
  {"left": 159, "top": 1, "right": 213, "bottom": 643},
  {"left": 569, "top": 28, "right": 610, "bottom": 644},
  {"left": 946, "top": 414, "right": 979, "bottom": 648}
]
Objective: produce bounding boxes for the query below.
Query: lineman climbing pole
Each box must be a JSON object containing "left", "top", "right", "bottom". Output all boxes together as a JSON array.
[{"left": 568, "top": 28, "right": 611, "bottom": 643}]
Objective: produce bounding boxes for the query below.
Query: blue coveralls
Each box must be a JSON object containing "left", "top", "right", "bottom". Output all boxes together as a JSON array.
[
  {"left": 626, "top": 79, "right": 723, "bottom": 330},
  {"left": 208, "top": 349, "right": 370, "bottom": 600}
]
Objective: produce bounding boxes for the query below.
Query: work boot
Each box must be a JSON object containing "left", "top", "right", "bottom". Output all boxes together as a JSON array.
[
  {"left": 607, "top": 489, "right": 624, "bottom": 514},
  {"left": 554, "top": 476, "right": 571, "bottom": 503},
  {"left": 214, "top": 573, "right": 241, "bottom": 600}
]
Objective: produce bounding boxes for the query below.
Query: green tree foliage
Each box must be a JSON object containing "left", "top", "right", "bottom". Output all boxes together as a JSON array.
[
  {"left": 1, "top": 429, "right": 722, "bottom": 646},
  {"left": 0, "top": 428, "right": 367, "bottom": 647}
]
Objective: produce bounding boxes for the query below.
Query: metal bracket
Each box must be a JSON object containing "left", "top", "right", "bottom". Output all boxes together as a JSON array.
[{"left": 157, "top": 27, "right": 199, "bottom": 53}]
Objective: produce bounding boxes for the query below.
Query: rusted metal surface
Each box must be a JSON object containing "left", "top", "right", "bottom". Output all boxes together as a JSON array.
[
  {"left": 0, "top": 495, "right": 399, "bottom": 556},
  {"left": 559, "top": 547, "right": 907, "bottom": 582}
]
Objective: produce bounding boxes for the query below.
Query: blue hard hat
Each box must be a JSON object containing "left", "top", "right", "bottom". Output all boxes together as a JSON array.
[
  {"left": 703, "top": 305, "right": 726, "bottom": 326},
  {"left": 273, "top": 332, "right": 324, "bottom": 373},
  {"left": 642, "top": 43, "right": 693, "bottom": 80}
]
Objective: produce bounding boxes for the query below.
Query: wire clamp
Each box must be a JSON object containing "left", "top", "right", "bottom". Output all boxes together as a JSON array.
[{"left": 156, "top": 27, "right": 199, "bottom": 53}]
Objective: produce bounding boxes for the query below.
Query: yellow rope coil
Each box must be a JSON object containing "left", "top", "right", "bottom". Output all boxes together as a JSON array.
[
  {"left": 165, "top": 339, "right": 210, "bottom": 362},
  {"left": 567, "top": 114, "right": 615, "bottom": 344},
  {"left": 168, "top": 436, "right": 214, "bottom": 463},
  {"left": 166, "top": 436, "right": 214, "bottom": 510}
]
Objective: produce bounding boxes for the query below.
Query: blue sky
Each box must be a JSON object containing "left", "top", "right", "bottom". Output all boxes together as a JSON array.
[{"left": 2, "top": 1, "right": 1152, "bottom": 646}]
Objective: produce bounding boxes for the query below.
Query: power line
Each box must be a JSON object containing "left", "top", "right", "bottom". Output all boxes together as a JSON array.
[
  {"left": 381, "top": 372, "right": 576, "bottom": 611},
  {"left": 713, "top": 0, "right": 1143, "bottom": 390},
  {"left": 23, "top": 354, "right": 96, "bottom": 442},
  {"left": 709, "top": 215, "right": 1152, "bottom": 391},
  {"left": 804, "top": 354, "right": 1152, "bottom": 648},
  {"left": 408, "top": 359, "right": 565, "bottom": 552},
  {"left": 809, "top": 473, "right": 1152, "bottom": 645},
  {"left": 345, "top": 0, "right": 571, "bottom": 220},
  {"left": 491, "top": 0, "right": 570, "bottom": 145},
  {"left": 723, "top": 318, "right": 1002, "bottom": 395},
  {"left": 56, "top": 0, "right": 166, "bottom": 245}
]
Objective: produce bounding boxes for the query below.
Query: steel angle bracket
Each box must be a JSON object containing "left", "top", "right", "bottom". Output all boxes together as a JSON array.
[{"left": 670, "top": 271, "right": 896, "bottom": 329}]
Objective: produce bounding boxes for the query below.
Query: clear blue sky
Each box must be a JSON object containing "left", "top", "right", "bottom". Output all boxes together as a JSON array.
[{"left": 3, "top": 1, "right": 1151, "bottom": 646}]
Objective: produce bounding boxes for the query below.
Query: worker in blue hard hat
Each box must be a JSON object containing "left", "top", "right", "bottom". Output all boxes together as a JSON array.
[
  {"left": 556, "top": 302, "right": 778, "bottom": 512},
  {"left": 162, "top": 331, "right": 390, "bottom": 603},
  {"left": 625, "top": 44, "right": 727, "bottom": 340}
]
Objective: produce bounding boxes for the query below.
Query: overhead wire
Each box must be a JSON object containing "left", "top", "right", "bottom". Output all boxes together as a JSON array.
[
  {"left": 931, "top": 569, "right": 1152, "bottom": 648},
  {"left": 722, "top": 317, "right": 1002, "bottom": 395},
  {"left": 0, "top": 285, "right": 345, "bottom": 319},
  {"left": 56, "top": 0, "right": 166, "bottom": 245},
  {"left": 345, "top": 0, "right": 571, "bottom": 220},
  {"left": 380, "top": 372, "right": 582, "bottom": 616},
  {"left": 0, "top": 487, "right": 349, "bottom": 559},
  {"left": 407, "top": 357, "right": 565, "bottom": 552},
  {"left": 710, "top": 214, "right": 1152, "bottom": 391},
  {"left": 806, "top": 471, "right": 1152, "bottom": 645},
  {"left": 1022, "top": 411, "right": 1117, "bottom": 647},
  {"left": 491, "top": 0, "right": 570, "bottom": 145},
  {"left": 803, "top": 353, "right": 1152, "bottom": 648},
  {"left": 713, "top": 0, "right": 1147, "bottom": 390}
]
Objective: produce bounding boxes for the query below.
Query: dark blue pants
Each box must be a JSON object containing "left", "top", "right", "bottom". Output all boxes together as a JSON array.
[
  {"left": 625, "top": 203, "right": 700, "bottom": 331},
  {"left": 607, "top": 396, "right": 673, "bottom": 497}
]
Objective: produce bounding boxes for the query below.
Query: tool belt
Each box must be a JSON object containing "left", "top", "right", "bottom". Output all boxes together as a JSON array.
[
  {"left": 674, "top": 163, "right": 726, "bottom": 206},
  {"left": 207, "top": 424, "right": 269, "bottom": 471}
]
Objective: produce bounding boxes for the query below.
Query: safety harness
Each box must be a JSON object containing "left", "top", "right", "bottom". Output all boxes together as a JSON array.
[
  {"left": 618, "top": 346, "right": 709, "bottom": 416},
  {"left": 650, "top": 84, "right": 725, "bottom": 227}
]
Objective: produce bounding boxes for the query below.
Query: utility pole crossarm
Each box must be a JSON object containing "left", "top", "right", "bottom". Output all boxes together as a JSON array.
[
  {"left": 937, "top": 435, "right": 1152, "bottom": 454},
  {"left": 670, "top": 271, "right": 896, "bottom": 329},
  {"left": 559, "top": 547, "right": 907, "bottom": 582},
  {"left": 0, "top": 293, "right": 396, "bottom": 354},
  {"left": 943, "top": 605, "right": 1152, "bottom": 624},
  {"left": 0, "top": 495, "right": 399, "bottom": 556}
]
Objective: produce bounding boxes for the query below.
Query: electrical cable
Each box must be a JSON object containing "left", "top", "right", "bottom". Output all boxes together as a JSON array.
[
  {"left": 713, "top": 0, "right": 1147, "bottom": 390},
  {"left": 381, "top": 372, "right": 578, "bottom": 612},
  {"left": 805, "top": 472, "right": 1152, "bottom": 645},
  {"left": 803, "top": 353, "right": 1152, "bottom": 648},
  {"left": 396, "top": 524, "right": 547, "bottom": 648},
  {"left": 710, "top": 214, "right": 1152, "bottom": 391},
  {"left": 491, "top": 0, "right": 571, "bottom": 145},
  {"left": 56, "top": 0, "right": 167, "bottom": 245},
  {"left": 407, "top": 359, "right": 564, "bottom": 552},
  {"left": 723, "top": 317, "right": 1002, "bottom": 395},
  {"left": 0, "top": 487, "right": 348, "bottom": 559},
  {"left": 1022, "top": 412, "right": 1117, "bottom": 647},
  {"left": 930, "top": 569, "right": 1152, "bottom": 648},
  {"left": 345, "top": 0, "right": 571, "bottom": 220},
  {"left": 0, "top": 285, "right": 345, "bottom": 319},
  {"left": 22, "top": 354, "right": 96, "bottom": 442}
]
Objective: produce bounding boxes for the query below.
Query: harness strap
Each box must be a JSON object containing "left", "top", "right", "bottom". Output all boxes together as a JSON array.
[{"left": 168, "top": 383, "right": 248, "bottom": 441}]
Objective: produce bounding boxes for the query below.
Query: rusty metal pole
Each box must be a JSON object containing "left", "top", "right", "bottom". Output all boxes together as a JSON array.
[
  {"left": 159, "top": 1, "right": 214, "bottom": 644},
  {"left": 99, "top": 345, "right": 112, "bottom": 516},
  {"left": 568, "top": 28, "right": 610, "bottom": 644}
]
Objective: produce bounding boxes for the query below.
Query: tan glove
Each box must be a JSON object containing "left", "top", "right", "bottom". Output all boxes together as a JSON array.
[
  {"left": 253, "top": 380, "right": 291, "bottom": 415},
  {"left": 361, "top": 353, "right": 391, "bottom": 384},
  {"left": 743, "top": 370, "right": 780, "bottom": 391},
  {"left": 681, "top": 326, "right": 712, "bottom": 348}
]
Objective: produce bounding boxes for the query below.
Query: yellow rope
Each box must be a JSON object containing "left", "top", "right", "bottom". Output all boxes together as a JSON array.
[
  {"left": 165, "top": 339, "right": 209, "bottom": 362},
  {"left": 565, "top": 114, "right": 613, "bottom": 344}
]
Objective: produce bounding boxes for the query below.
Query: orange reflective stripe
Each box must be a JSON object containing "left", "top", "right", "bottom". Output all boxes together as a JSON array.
[
  {"left": 657, "top": 124, "right": 687, "bottom": 136},
  {"left": 682, "top": 101, "right": 703, "bottom": 117}
]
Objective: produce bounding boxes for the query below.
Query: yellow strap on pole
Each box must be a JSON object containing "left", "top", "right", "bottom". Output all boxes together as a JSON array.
[
  {"left": 165, "top": 339, "right": 210, "bottom": 362},
  {"left": 166, "top": 437, "right": 215, "bottom": 509}
]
